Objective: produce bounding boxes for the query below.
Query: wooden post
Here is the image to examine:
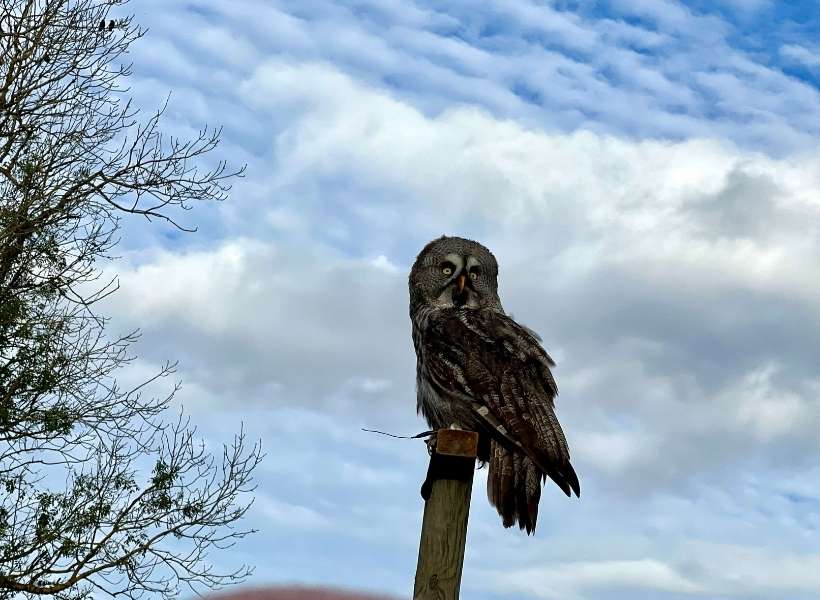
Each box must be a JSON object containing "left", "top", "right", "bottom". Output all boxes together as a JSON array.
[{"left": 413, "top": 429, "right": 479, "bottom": 600}]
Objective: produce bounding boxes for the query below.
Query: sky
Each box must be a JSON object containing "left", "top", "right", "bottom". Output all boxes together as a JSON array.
[{"left": 95, "top": 1, "right": 820, "bottom": 599}]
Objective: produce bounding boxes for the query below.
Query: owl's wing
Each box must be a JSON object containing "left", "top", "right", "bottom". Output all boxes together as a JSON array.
[{"left": 421, "top": 308, "right": 580, "bottom": 498}]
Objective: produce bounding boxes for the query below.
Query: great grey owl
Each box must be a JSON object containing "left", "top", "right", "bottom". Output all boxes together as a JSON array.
[{"left": 409, "top": 235, "right": 579, "bottom": 534}]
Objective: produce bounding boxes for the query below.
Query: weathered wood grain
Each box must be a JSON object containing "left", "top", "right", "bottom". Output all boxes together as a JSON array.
[{"left": 413, "top": 430, "right": 478, "bottom": 600}]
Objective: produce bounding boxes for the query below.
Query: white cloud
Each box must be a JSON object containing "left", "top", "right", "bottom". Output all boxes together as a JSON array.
[
  {"left": 488, "top": 544, "right": 820, "bottom": 599},
  {"left": 489, "top": 558, "right": 701, "bottom": 599},
  {"left": 728, "top": 364, "right": 815, "bottom": 441},
  {"left": 572, "top": 431, "right": 654, "bottom": 476},
  {"left": 106, "top": 238, "right": 414, "bottom": 425},
  {"left": 780, "top": 44, "right": 820, "bottom": 69},
  {"left": 129, "top": 0, "right": 820, "bottom": 158},
  {"left": 255, "top": 492, "right": 331, "bottom": 530},
  {"left": 369, "top": 255, "right": 400, "bottom": 274},
  {"left": 675, "top": 542, "right": 820, "bottom": 597},
  {"left": 240, "top": 61, "right": 820, "bottom": 299}
]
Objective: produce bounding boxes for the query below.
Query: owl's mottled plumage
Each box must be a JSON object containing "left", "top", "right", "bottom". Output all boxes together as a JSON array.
[{"left": 409, "top": 235, "right": 579, "bottom": 534}]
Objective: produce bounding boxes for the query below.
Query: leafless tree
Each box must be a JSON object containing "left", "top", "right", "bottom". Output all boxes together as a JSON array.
[{"left": 0, "top": 1, "right": 261, "bottom": 599}]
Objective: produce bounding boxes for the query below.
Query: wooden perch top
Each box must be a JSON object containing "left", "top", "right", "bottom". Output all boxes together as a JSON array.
[{"left": 435, "top": 429, "right": 478, "bottom": 458}]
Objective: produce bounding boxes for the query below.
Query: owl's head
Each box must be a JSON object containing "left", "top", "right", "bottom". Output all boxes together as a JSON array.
[{"left": 409, "top": 235, "right": 503, "bottom": 312}]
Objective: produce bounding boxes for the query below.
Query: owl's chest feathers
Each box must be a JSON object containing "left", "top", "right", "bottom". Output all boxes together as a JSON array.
[
  {"left": 415, "top": 368, "right": 451, "bottom": 429},
  {"left": 412, "top": 317, "right": 477, "bottom": 431}
]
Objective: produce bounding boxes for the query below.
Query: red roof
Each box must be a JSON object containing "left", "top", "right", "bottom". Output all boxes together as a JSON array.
[{"left": 207, "top": 586, "right": 396, "bottom": 600}]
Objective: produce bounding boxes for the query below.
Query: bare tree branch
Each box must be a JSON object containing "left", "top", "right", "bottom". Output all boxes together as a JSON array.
[{"left": 0, "top": 2, "right": 259, "bottom": 599}]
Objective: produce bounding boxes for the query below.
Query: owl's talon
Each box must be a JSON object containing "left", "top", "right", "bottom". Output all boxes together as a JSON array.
[{"left": 425, "top": 433, "right": 437, "bottom": 456}]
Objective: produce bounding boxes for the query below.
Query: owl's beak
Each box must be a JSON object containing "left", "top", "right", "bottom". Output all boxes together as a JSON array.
[{"left": 457, "top": 274, "right": 466, "bottom": 293}]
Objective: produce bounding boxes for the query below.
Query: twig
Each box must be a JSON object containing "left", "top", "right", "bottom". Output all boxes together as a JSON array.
[{"left": 361, "top": 428, "right": 435, "bottom": 439}]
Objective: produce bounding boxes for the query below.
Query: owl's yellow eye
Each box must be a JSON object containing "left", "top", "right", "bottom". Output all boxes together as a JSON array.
[
  {"left": 442, "top": 266, "right": 453, "bottom": 276},
  {"left": 469, "top": 271, "right": 478, "bottom": 280}
]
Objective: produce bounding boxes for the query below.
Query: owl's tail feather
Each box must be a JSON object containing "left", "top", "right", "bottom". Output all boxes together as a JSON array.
[
  {"left": 473, "top": 398, "right": 581, "bottom": 508},
  {"left": 488, "top": 440, "right": 542, "bottom": 534}
]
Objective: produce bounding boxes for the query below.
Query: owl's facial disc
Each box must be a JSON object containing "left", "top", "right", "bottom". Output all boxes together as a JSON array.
[{"left": 428, "top": 252, "right": 482, "bottom": 308}]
